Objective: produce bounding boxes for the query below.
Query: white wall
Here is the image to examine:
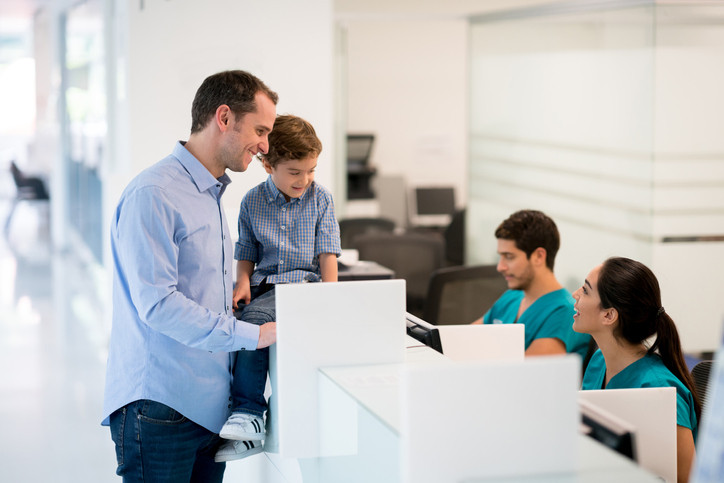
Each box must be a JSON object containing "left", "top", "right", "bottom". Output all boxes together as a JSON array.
[
  {"left": 107, "top": 0, "right": 336, "bottom": 252},
  {"left": 650, "top": 4, "right": 724, "bottom": 352},
  {"left": 341, "top": 17, "right": 469, "bottom": 216}
]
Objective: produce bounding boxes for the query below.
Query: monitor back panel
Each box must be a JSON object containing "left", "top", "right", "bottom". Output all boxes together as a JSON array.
[
  {"left": 401, "top": 356, "right": 580, "bottom": 482},
  {"left": 578, "top": 387, "right": 676, "bottom": 483},
  {"left": 436, "top": 324, "right": 524, "bottom": 361}
]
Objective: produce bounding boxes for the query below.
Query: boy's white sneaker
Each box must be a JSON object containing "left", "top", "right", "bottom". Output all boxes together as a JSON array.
[
  {"left": 214, "top": 439, "right": 263, "bottom": 462},
  {"left": 219, "top": 412, "right": 265, "bottom": 441}
]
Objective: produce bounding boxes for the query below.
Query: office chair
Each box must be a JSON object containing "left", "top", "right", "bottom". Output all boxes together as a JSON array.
[
  {"left": 354, "top": 231, "right": 445, "bottom": 317},
  {"left": 581, "top": 338, "right": 599, "bottom": 376},
  {"left": 5, "top": 161, "right": 50, "bottom": 239},
  {"left": 443, "top": 208, "right": 465, "bottom": 266},
  {"left": 422, "top": 264, "right": 507, "bottom": 325},
  {"left": 691, "top": 360, "right": 714, "bottom": 413},
  {"left": 338, "top": 217, "right": 396, "bottom": 249}
]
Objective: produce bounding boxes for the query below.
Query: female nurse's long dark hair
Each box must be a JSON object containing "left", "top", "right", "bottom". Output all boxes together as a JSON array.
[{"left": 597, "top": 256, "right": 701, "bottom": 420}]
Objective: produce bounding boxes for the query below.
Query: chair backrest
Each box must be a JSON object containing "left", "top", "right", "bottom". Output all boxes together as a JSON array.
[
  {"left": 354, "top": 231, "right": 445, "bottom": 302},
  {"left": 423, "top": 264, "right": 507, "bottom": 325},
  {"left": 9, "top": 161, "right": 50, "bottom": 200},
  {"left": 443, "top": 208, "right": 465, "bottom": 265},
  {"left": 691, "top": 360, "right": 714, "bottom": 413},
  {"left": 10, "top": 161, "right": 24, "bottom": 185},
  {"left": 339, "top": 217, "right": 396, "bottom": 249}
]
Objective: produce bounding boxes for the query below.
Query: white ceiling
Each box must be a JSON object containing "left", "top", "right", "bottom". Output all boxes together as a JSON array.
[{"left": 0, "top": 0, "right": 557, "bottom": 20}]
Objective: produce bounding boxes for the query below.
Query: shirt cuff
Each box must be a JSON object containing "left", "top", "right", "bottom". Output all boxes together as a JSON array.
[{"left": 234, "top": 319, "right": 261, "bottom": 351}]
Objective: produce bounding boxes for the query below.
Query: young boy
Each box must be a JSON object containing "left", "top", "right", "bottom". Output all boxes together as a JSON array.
[{"left": 215, "top": 114, "right": 341, "bottom": 462}]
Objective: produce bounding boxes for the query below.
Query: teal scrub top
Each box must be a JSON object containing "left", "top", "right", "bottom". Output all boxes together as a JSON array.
[
  {"left": 582, "top": 350, "right": 698, "bottom": 440},
  {"left": 483, "top": 288, "right": 591, "bottom": 360}
]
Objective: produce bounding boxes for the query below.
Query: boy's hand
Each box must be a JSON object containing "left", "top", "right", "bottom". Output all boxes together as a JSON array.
[{"left": 232, "top": 279, "right": 251, "bottom": 308}]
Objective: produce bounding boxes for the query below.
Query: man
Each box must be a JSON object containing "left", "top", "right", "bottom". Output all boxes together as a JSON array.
[
  {"left": 102, "top": 70, "right": 278, "bottom": 482},
  {"left": 472, "top": 209, "right": 590, "bottom": 359}
]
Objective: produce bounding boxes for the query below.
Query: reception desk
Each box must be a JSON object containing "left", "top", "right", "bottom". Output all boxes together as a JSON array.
[
  {"left": 313, "top": 342, "right": 661, "bottom": 483},
  {"left": 223, "top": 281, "right": 661, "bottom": 482},
  {"left": 225, "top": 339, "right": 660, "bottom": 483}
]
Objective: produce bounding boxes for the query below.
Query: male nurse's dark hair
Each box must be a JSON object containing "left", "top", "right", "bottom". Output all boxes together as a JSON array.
[{"left": 495, "top": 209, "right": 560, "bottom": 270}]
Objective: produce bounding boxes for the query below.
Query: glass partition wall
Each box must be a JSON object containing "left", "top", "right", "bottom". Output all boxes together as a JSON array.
[
  {"left": 467, "top": 1, "right": 724, "bottom": 353},
  {"left": 61, "top": 0, "right": 106, "bottom": 263}
]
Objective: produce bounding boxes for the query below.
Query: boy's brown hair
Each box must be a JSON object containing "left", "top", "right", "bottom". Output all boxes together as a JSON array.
[{"left": 262, "top": 115, "right": 322, "bottom": 168}]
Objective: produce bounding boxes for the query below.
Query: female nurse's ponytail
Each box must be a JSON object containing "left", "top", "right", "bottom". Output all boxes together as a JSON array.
[{"left": 649, "top": 308, "right": 701, "bottom": 420}]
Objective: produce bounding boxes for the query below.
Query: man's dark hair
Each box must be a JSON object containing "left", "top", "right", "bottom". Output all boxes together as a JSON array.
[
  {"left": 495, "top": 209, "right": 560, "bottom": 270},
  {"left": 190, "top": 70, "right": 279, "bottom": 134}
]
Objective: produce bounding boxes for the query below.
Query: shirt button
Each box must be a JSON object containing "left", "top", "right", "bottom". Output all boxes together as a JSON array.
[
  {"left": 280, "top": 260, "right": 284, "bottom": 265},
  {"left": 280, "top": 242, "right": 284, "bottom": 247},
  {"left": 282, "top": 207, "right": 286, "bottom": 212},
  {"left": 281, "top": 225, "right": 285, "bottom": 230},
  {"left": 228, "top": 404, "right": 231, "bottom": 408}
]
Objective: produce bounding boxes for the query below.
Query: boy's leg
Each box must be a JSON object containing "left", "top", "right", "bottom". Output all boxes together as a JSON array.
[{"left": 230, "top": 288, "right": 276, "bottom": 418}]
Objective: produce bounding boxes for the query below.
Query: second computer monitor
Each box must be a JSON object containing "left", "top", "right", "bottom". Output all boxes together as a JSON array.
[{"left": 408, "top": 186, "right": 456, "bottom": 228}]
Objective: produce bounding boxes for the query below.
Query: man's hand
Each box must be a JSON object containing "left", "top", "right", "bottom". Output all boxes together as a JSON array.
[{"left": 256, "top": 322, "right": 277, "bottom": 349}]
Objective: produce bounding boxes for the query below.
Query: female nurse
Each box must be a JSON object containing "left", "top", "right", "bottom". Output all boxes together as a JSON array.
[{"left": 572, "top": 256, "right": 700, "bottom": 483}]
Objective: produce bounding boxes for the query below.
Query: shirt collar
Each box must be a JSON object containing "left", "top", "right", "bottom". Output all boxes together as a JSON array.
[{"left": 174, "top": 141, "right": 232, "bottom": 196}]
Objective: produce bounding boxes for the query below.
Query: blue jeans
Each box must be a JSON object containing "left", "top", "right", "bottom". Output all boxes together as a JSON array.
[
  {"left": 109, "top": 400, "right": 225, "bottom": 483},
  {"left": 231, "top": 285, "right": 276, "bottom": 417}
]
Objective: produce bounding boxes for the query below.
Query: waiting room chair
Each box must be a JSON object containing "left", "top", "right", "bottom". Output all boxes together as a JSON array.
[
  {"left": 5, "top": 161, "right": 50, "bottom": 239},
  {"left": 691, "top": 360, "right": 714, "bottom": 413},
  {"left": 339, "top": 216, "right": 396, "bottom": 249},
  {"left": 354, "top": 231, "right": 445, "bottom": 317},
  {"left": 422, "top": 264, "right": 507, "bottom": 325}
]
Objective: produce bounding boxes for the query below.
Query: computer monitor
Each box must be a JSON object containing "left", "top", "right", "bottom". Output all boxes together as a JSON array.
[
  {"left": 408, "top": 186, "right": 456, "bottom": 228},
  {"left": 405, "top": 312, "right": 443, "bottom": 354},
  {"left": 579, "top": 398, "right": 637, "bottom": 462}
]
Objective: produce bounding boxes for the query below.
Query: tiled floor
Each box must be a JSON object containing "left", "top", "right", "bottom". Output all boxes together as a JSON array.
[{"left": 0, "top": 198, "right": 118, "bottom": 482}]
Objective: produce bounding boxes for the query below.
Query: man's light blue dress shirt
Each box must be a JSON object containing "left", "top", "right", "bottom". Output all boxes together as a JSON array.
[
  {"left": 102, "top": 142, "right": 259, "bottom": 433},
  {"left": 235, "top": 176, "right": 341, "bottom": 285}
]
